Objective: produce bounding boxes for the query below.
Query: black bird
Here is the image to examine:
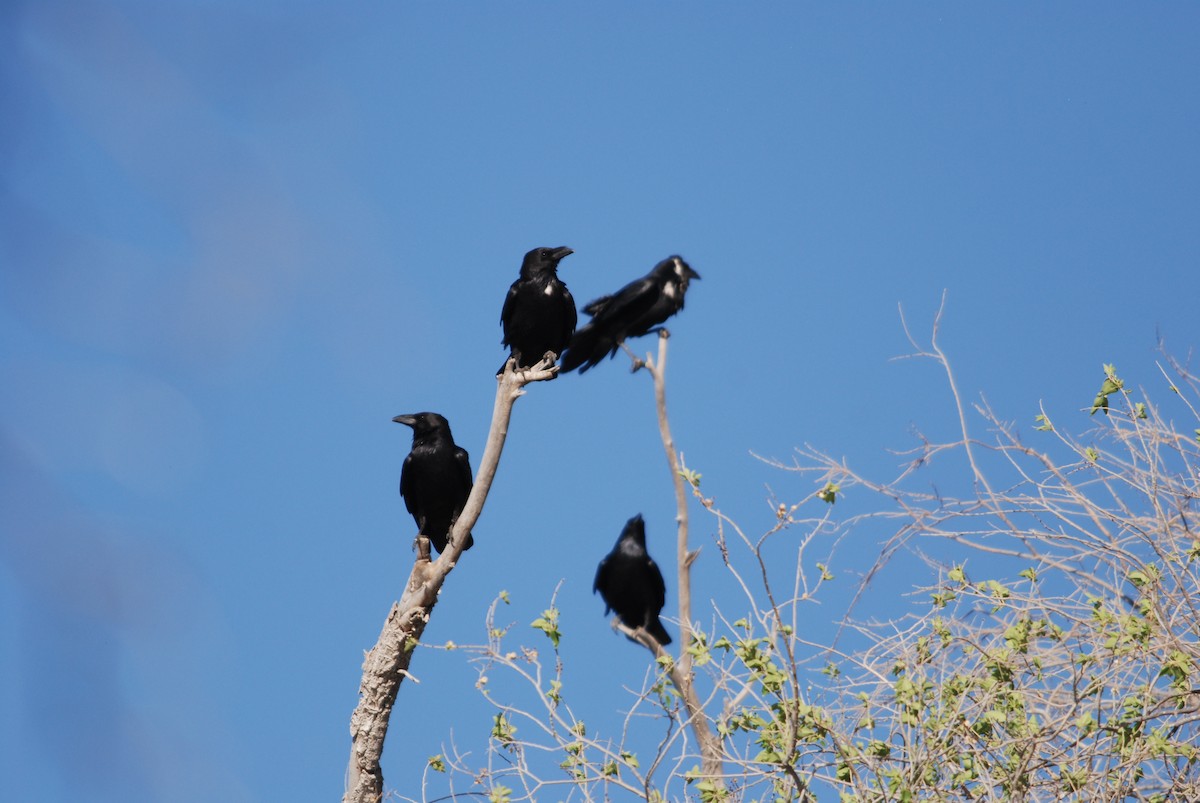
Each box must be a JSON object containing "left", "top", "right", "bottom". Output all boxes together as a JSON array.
[
  {"left": 560, "top": 255, "right": 700, "bottom": 374},
  {"left": 500, "top": 246, "right": 577, "bottom": 371},
  {"left": 392, "top": 412, "right": 474, "bottom": 554},
  {"left": 593, "top": 514, "right": 672, "bottom": 645}
]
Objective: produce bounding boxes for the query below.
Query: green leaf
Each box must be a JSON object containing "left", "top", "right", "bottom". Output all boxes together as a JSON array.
[
  {"left": 427, "top": 754, "right": 446, "bottom": 772},
  {"left": 1085, "top": 446, "right": 1099, "bottom": 462},
  {"left": 984, "top": 579, "right": 1010, "bottom": 599},
  {"left": 530, "top": 607, "right": 562, "bottom": 648},
  {"left": 1157, "top": 650, "right": 1194, "bottom": 691},
  {"left": 491, "top": 713, "right": 517, "bottom": 745},
  {"left": 817, "top": 482, "right": 839, "bottom": 504},
  {"left": 1034, "top": 414, "right": 1053, "bottom": 431},
  {"left": 1134, "top": 402, "right": 1148, "bottom": 419},
  {"left": 1091, "top": 364, "right": 1124, "bottom": 415},
  {"left": 930, "top": 589, "right": 956, "bottom": 609}
]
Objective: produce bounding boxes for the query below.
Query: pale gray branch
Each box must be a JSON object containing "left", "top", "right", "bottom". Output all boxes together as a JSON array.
[{"left": 638, "top": 332, "right": 726, "bottom": 785}]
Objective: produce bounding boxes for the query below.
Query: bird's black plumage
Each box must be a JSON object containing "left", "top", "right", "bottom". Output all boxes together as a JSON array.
[
  {"left": 593, "top": 514, "right": 672, "bottom": 645},
  {"left": 393, "top": 412, "right": 474, "bottom": 554},
  {"left": 500, "top": 246, "right": 577, "bottom": 371},
  {"left": 561, "top": 255, "right": 700, "bottom": 374}
]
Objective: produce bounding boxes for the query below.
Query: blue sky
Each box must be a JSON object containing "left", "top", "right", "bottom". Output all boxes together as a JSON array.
[{"left": 2, "top": 3, "right": 1198, "bottom": 801}]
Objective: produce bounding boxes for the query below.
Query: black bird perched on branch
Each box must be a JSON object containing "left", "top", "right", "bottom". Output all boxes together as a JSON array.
[
  {"left": 593, "top": 514, "right": 672, "bottom": 645},
  {"left": 500, "top": 246, "right": 577, "bottom": 372},
  {"left": 560, "top": 255, "right": 700, "bottom": 374},
  {"left": 392, "top": 412, "right": 474, "bottom": 554}
]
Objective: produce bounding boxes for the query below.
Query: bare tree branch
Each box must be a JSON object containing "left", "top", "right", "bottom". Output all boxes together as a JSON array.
[
  {"left": 343, "top": 357, "right": 558, "bottom": 803},
  {"left": 637, "top": 332, "right": 726, "bottom": 784}
]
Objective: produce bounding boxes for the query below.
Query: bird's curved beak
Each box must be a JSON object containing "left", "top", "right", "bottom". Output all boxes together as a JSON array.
[
  {"left": 392, "top": 414, "right": 417, "bottom": 427},
  {"left": 672, "top": 256, "right": 700, "bottom": 280},
  {"left": 551, "top": 246, "right": 574, "bottom": 261}
]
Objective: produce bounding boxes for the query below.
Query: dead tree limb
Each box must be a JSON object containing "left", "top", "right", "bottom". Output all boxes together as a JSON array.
[
  {"left": 638, "top": 332, "right": 726, "bottom": 785},
  {"left": 343, "top": 357, "right": 557, "bottom": 803}
]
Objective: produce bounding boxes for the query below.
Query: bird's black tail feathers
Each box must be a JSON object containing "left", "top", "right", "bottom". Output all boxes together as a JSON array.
[
  {"left": 560, "top": 326, "right": 615, "bottom": 374},
  {"left": 428, "top": 530, "right": 475, "bottom": 555},
  {"left": 647, "top": 618, "right": 672, "bottom": 646}
]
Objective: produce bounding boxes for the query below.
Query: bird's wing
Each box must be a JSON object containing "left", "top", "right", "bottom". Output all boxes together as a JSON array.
[
  {"left": 455, "top": 447, "right": 474, "bottom": 495},
  {"left": 647, "top": 558, "right": 667, "bottom": 609},
  {"left": 588, "top": 277, "right": 659, "bottom": 331},
  {"left": 582, "top": 292, "right": 615, "bottom": 318},
  {"left": 400, "top": 455, "right": 418, "bottom": 516},
  {"left": 562, "top": 284, "right": 578, "bottom": 340},
  {"left": 499, "top": 281, "right": 521, "bottom": 343},
  {"left": 593, "top": 555, "right": 610, "bottom": 596}
]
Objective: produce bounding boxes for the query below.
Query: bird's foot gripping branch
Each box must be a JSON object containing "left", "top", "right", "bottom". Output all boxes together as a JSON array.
[{"left": 343, "top": 355, "right": 557, "bottom": 803}]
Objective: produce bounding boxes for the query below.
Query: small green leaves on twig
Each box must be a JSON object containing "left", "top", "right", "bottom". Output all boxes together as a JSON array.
[
  {"left": 687, "top": 630, "right": 712, "bottom": 667},
  {"left": 490, "top": 713, "right": 517, "bottom": 747},
  {"left": 930, "top": 589, "right": 957, "bottom": 609},
  {"left": 1158, "top": 650, "right": 1194, "bottom": 692},
  {"left": 817, "top": 482, "right": 840, "bottom": 504},
  {"left": 427, "top": 754, "right": 445, "bottom": 772},
  {"left": 1091, "top": 363, "right": 1124, "bottom": 415},
  {"left": 1127, "top": 564, "right": 1160, "bottom": 589},
  {"left": 1034, "top": 414, "right": 1053, "bottom": 431},
  {"left": 678, "top": 466, "right": 703, "bottom": 488},
  {"left": 530, "top": 607, "right": 562, "bottom": 648}
]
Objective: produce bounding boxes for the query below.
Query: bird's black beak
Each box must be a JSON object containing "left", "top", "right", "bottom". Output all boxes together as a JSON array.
[
  {"left": 551, "top": 246, "right": 574, "bottom": 261},
  {"left": 671, "top": 256, "right": 700, "bottom": 280},
  {"left": 392, "top": 414, "right": 417, "bottom": 427}
]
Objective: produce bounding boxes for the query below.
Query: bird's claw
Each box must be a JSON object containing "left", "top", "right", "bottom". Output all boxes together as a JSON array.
[{"left": 414, "top": 535, "right": 432, "bottom": 563}]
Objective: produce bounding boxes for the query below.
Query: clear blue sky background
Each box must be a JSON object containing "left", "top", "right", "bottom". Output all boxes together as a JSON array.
[{"left": 2, "top": 3, "right": 1198, "bottom": 801}]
